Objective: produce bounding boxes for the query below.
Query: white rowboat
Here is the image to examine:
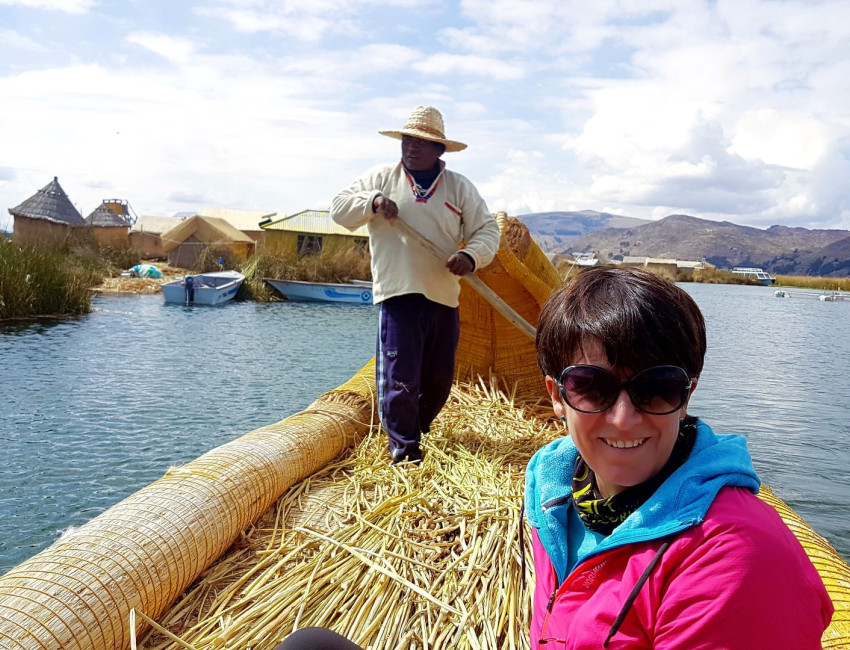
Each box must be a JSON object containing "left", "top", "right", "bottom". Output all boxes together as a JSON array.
[
  {"left": 161, "top": 270, "right": 245, "bottom": 305},
  {"left": 264, "top": 278, "right": 373, "bottom": 304}
]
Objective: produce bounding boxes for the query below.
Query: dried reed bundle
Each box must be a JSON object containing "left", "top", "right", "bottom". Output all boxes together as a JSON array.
[
  {"left": 0, "top": 365, "right": 377, "bottom": 650},
  {"left": 138, "top": 379, "right": 562, "bottom": 650},
  {"left": 757, "top": 486, "right": 850, "bottom": 649}
]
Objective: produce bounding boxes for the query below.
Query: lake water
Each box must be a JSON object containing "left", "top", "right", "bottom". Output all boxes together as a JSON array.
[
  {"left": 0, "top": 296, "right": 379, "bottom": 573},
  {"left": 1, "top": 284, "right": 848, "bottom": 574}
]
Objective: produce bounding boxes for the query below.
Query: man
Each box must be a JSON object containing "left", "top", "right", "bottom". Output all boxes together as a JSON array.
[{"left": 331, "top": 105, "right": 500, "bottom": 464}]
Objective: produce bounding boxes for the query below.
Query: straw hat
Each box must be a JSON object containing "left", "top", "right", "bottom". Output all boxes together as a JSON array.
[{"left": 379, "top": 106, "right": 467, "bottom": 152}]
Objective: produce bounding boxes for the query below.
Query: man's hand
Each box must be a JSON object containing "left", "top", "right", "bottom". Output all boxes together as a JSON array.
[
  {"left": 446, "top": 252, "right": 474, "bottom": 276},
  {"left": 373, "top": 195, "right": 398, "bottom": 221}
]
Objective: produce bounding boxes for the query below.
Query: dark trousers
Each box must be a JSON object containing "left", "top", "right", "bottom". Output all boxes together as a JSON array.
[
  {"left": 377, "top": 294, "right": 460, "bottom": 460},
  {"left": 274, "top": 627, "right": 363, "bottom": 650}
]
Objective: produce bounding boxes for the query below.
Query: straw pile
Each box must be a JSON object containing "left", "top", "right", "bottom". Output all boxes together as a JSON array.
[{"left": 136, "top": 379, "right": 561, "bottom": 650}]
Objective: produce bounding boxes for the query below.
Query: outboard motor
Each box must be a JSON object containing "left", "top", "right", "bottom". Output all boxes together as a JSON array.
[{"left": 185, "top": 275, "right": 195, "bottom": 303}]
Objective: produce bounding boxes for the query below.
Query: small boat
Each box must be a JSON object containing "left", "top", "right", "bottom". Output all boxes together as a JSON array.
[
  {"left": 732, "top": 267, "right": 776, "bottom": 285},
  {"left": 161, "top": 270, "right": 245, "bottom": 305},
  {"left": 264, "top": 278, "right": 373, "bottom": 304},
  {"left": 774, "top": 289, "right": 789, "bottom": 298}
]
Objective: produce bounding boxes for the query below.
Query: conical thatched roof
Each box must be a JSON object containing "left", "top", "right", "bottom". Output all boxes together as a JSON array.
[
  {"left": 8, "top": 177, "right": 85, "bottom": 226},
  {"left": 85, "top": 200, "right": 134, "bottom": 227}
]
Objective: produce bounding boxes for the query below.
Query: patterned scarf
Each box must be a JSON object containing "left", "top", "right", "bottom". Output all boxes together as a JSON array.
[
  {"left": 404, "top": 165, "right": 442, "bottom": 203},
  {"left": 571, "top": 417, "right": 698, "bottom": 534}
]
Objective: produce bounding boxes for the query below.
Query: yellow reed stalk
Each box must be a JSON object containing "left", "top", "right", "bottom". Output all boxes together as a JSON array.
[
  {"left": 131, "top": 609, "right": 196, "bottom": 650},
  {"left": 139, "top": 379, "right": 558, "bottom": 650},
  {"left": 295, "top": 526, "right": 462, "bottom": 616}
]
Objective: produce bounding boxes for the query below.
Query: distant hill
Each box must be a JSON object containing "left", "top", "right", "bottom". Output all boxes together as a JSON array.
[
  {"left": 518, "top": 211, "right": 850, "bottom": 277},
  {"left": 514, "top": 210, "right": 650, "bottom": 251}
]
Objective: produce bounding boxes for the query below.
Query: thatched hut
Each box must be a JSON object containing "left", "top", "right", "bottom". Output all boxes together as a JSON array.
[
  {"left": 261, "top": 209, "right": 369, "bottom": 255},
  {"left": 160, "top": 214, "right": 255, "bottom": 269},
  {"left": 201, "top": 207, "right": 272, "bottom": 249},
  {"left": 8, "top": 177, "right": 85, "bottom": 247},
  {"left": 129, "top": 216, "right": 183, "bottom": 259},
  {"left": 85, "top": 200, "right": 135, "bottom": 248}
]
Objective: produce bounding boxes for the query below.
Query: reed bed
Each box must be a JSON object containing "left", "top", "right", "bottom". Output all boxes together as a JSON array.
[
  {"left": 138, "top": 379, "right": 561, "bottom": 650},
  {"left": 0, "top": 240, "right": 101, "bottom": 319},
  {"left": 774, "top": 274, "right": 850, "bottom": 291},
  {"left": 688, "top": 267, "right": 761, "bottom": 285},
  {"left": 0, "top": 236, "right": 143, "bottom": 319}
]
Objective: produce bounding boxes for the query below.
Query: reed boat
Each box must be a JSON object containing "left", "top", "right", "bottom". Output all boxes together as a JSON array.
[{"left": 0, "top": 213, "right": 848, "bottom": 649}]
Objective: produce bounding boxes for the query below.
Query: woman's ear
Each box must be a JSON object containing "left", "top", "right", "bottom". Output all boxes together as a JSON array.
[{"left": 545, "top": 375, "right": 568, "bottom": 421}]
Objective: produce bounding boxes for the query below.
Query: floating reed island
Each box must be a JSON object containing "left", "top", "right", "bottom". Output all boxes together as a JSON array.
[{"left": 0, "top": 214, "right": 848, "bottom": 649}]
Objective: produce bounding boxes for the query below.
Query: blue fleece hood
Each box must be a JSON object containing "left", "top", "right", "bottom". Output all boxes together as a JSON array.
[{"left": 524, "top": 419, "right": 760, "bottom": 584}]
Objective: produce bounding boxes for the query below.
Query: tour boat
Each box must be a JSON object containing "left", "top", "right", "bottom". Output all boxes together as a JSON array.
[{"left": 732, "top": 267, "right": 776, "bottom": 285}]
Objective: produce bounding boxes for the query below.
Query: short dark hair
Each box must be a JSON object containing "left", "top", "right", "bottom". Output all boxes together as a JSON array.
[{"left": 536, "top": 266, "right": 707, "bottom": 381}]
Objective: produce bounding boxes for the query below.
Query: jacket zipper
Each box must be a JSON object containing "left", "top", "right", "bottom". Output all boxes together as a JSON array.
[
  {"left": 539, "top": 589, "right": 558, "bottom": 641},
  {"left": 538, "top": 551, "right": 615, "bottom": 645}
]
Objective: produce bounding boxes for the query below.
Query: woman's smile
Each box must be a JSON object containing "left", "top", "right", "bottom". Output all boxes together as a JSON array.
[{"left": 601, "top": 437, "right": 649, "bottom": 449}]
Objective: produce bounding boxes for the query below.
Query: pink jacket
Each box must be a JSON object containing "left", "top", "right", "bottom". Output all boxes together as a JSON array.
[{"left": 530, "top": 487, "right": 833, "bottom": 649}]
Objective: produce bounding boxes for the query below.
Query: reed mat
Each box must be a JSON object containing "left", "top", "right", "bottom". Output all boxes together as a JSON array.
[{"left": 137, "top": 380, "right": 561, "bottom": 650}]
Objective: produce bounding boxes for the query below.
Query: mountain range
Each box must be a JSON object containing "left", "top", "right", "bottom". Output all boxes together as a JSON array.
[{"left": 515, "top": 211, "right": 850, "bottom": 277}]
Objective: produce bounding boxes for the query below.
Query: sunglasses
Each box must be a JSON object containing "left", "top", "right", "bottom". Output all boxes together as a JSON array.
[{"left": 556, "top": 365, "right": 693, "bottom": 415}]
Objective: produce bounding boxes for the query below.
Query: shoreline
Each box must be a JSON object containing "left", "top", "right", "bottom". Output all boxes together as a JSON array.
[{"left": 92, "top": 264, "right": 187, "bottom": 295}]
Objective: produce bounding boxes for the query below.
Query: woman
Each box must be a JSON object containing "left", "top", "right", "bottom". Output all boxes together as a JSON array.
[{"left": 525, "top": 266, "right": 833, "bottom": 649}]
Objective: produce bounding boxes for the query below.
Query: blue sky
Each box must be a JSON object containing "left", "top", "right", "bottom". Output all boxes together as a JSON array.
[{"left": 2, "top": 0, "right": 849, "bottom": 233}]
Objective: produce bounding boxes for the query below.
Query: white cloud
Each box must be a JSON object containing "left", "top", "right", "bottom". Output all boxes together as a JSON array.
[
  {"left": 730, "top": 110, "right": 831, "bottom": 170},
  {"left": 126, "top": 32, "right": 199, "bottom": 65},
  {"left": 278, "top": 44, "right": 421, "bottom": 78},
  {"left": 199, "top": 0, "right": 430, "bottom": 40},
  {"left": 2, "top": 0, "right": 850, "bottom": 231},
  {"left": 0, "top": 27, "right": 45, "bottom": 50},
  {"left": 413, "top": 53, "right": 525, "bottom": 81},
  {"left": 0, "top": 0, "right": 95, "bottom": 12}
]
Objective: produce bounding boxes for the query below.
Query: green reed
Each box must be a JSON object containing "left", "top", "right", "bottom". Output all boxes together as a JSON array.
[
  {"left": 774, "top": 275, "right": 850, "bottom": 291},
  {"left": 1, "top": 243, "right": 94, "bottom": 319},
  {"left": 0, "top": 238, "right": 141, "bottom": 320},
  {"left": 689, "top": 268, "right": 763, "bottom": 285}
]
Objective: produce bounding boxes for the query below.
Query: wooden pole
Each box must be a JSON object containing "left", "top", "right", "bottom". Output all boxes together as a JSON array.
[{"left": 392, "top": 218, "right": 537, "bottom": 341}]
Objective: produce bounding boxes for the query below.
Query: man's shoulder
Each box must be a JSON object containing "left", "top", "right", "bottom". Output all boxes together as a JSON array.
[{"left": 441, "top": 166, "right": 471, "bottom": 183}]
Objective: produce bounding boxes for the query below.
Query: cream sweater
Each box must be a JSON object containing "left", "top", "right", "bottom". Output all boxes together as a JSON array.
[{"left": 331, "top": 161, "right": 500, "bottom": 307}]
